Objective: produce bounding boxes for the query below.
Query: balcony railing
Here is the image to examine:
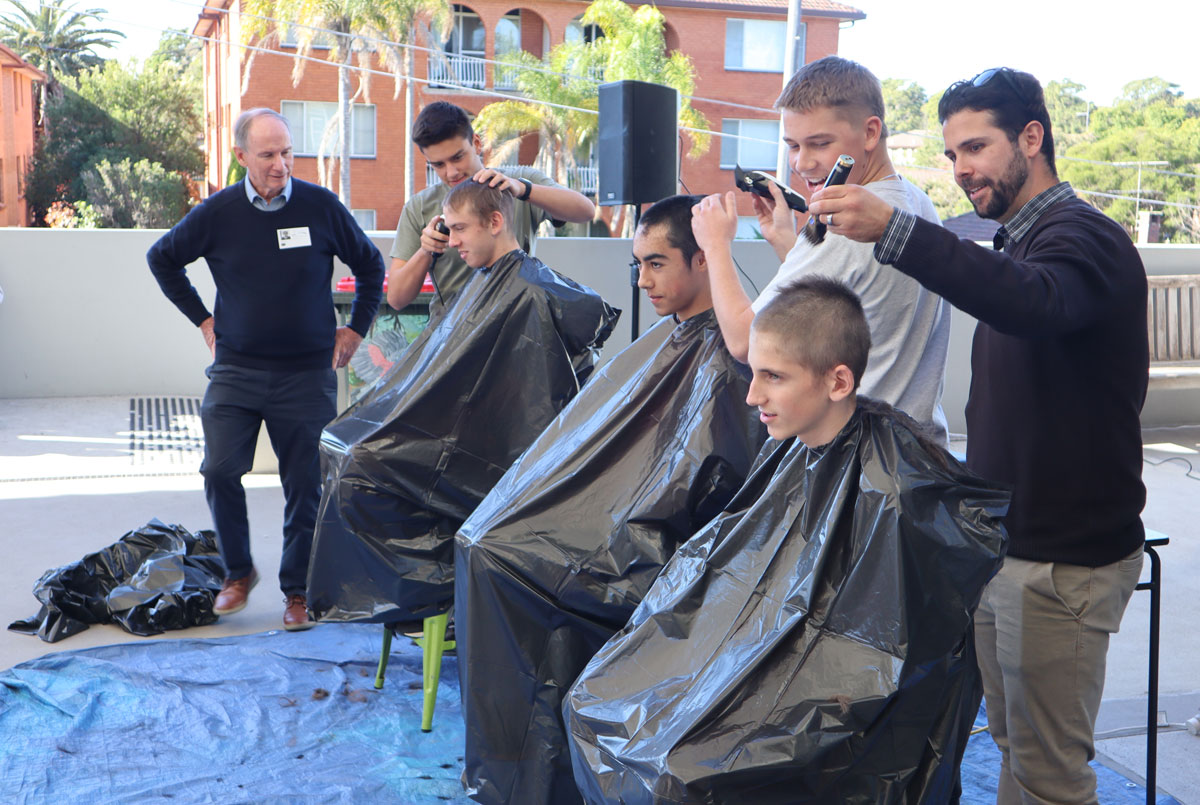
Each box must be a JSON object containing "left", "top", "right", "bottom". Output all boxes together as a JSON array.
[
  {"left": 494, "top": 62, "right": 520, "bottom": 91},
  {"left": 426, "top": 163, "right": 598, "bottom": 196},
  {"left": 567, "top": 165, "right": 599, "bottom": 196},
  {"left": 428, "top": 52, "right": 486, "bottom": 89}
]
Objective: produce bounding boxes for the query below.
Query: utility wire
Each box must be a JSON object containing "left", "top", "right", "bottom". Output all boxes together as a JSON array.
[
  {"left": 85, "top": 4, "right": 782, "bottom": 148},
  {"left": 146, "top": 0, "right": 782, "bottom": 116}
]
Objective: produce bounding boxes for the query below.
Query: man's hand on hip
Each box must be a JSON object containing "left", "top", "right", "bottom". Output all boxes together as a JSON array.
[
  {"left": 199, "top": 316, "right": 215, "bottom": 357},
  {"left": 332, "top": 326, "right": 364, "bottom": 369},
  {"left": 808, "top": 185, "right": 896, "bottom": 244}
]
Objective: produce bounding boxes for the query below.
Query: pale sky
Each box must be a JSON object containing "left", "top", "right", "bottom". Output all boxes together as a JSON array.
[
  {"left": 838, "top": 0, "right": 1200, "bottom": 105},
  {"left": 94, "top": 0, "right": 1200, "bottom": 106}
]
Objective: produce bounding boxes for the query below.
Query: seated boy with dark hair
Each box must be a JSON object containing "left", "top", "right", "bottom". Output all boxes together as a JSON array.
[
  {"left": 565, "top": 277, "right": 1010, "bottom": 804},
  {"left": 306, "top": 181, "right": 617, "bottom": 624},
  {"left": 455, "top": 195, "right": 766, "bottom": 805}
]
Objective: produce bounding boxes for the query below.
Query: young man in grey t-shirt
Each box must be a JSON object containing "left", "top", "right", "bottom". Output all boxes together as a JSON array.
[
  {"left": 387, "top": 102, "right": 595, "bottom": 309},
  {"left": 693, "top": 57, "right": 951, "bottom": 443}
]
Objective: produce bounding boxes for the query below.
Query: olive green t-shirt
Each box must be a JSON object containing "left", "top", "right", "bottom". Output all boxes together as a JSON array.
[{"left": 389, "top": 166, "right": 562, "bottom": 299}]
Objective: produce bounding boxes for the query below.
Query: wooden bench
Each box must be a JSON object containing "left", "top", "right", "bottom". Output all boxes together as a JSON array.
[{"left": 1147, "top": 274, "right": 1200, "bottom": 390}]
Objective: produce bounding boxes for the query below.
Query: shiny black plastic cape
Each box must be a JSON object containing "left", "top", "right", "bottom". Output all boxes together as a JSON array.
[
  {"left": 455, "top": 310, "right": 766, "bottom": 805},
  {"left": 565, "top": 401, "right": 1010, "bottom": 804},
  {"left": 8, "top": 519, "right": 224, "bottom": 643},
  {"left": 307, "top": 249, "right": 618, "bottom": 623}
]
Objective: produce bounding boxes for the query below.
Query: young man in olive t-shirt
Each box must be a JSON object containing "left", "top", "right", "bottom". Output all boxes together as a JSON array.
[{"left": 387, "top": 101, "right": 595, "bottom": 309}]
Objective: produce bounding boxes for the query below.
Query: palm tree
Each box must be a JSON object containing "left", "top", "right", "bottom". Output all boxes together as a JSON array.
[
  {"left": 240, "top": 0, "right": 450, "bottom": 207},
  {"left": 0, "top": 0, "right": 125, "bottom": 116},
  {"left": 582, "top": 0, "right": 709, "bottom": 157},
  {"left": 473, "top": 0, "right": 709, "bottom": 234},
  {"left": 473, "top": 43, "right": 601, "bottom": 187}
]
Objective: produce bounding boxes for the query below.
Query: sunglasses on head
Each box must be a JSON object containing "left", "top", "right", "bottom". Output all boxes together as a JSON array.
[{"left": 970, "top": 67, "right": 1023, "bottom": 95}]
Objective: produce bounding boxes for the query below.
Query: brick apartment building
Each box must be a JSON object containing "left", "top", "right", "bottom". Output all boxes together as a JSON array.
[
  {"left": 192, "top": 0, "right": 864, "bottom": 233},
  {"left": 0, "top": 43, "right": 45, "bottom": 227}
]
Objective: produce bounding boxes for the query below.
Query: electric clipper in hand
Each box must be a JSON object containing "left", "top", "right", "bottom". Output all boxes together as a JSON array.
[
  {"left": 429, "top": 219, "right": 450, "bottom": 305},
  {"left": 733, "top": 166, "right": 808, "bottom": 213},
  {"left": 801, "top": 154, "right": 855, "bottom": 245}
]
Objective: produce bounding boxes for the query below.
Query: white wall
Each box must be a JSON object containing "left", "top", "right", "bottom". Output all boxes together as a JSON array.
[{"left": 0, "top": 228, "right": 1196, "bottom": 430}]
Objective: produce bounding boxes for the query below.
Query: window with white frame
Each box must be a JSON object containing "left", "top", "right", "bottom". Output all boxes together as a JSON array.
[
  {"left": 736, "top": 216, "right": 763, "bottom": 240},
  {"left": 431, "top": 5, "right": 486, "bottom": 89},
  {"left": 280, "top": 23, "right": 336, "bottom": 49},
  {"left": 565, "top": 16, "right": 603, "bottom": 44},
  {"left": 494, "top": 10, "right": 522, "bottom": 90},
  {"left": 724, "top": 19, "right": 788, "bottom": 72},
  {"left": 280, "top": 101, "right": 376, "bottom": 158},
  {"left": 446, "top": 5, "right": 485, "bottom": 57},
  {"left": 351, "top": 209, "right": 376, "bottom": 230},
  {"left": 720, "top": 119, "right": 780, "bottom": 170}
]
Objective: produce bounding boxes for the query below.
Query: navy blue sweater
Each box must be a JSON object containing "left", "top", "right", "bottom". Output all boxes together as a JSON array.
[
  {"left": 147, "top": 179, "right": 384, "bottom": 370},
  {"left": 893, "top": 196, "right": 1147, "bottom": 567}
]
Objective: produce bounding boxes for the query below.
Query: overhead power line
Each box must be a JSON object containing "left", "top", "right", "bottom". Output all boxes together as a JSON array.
[
  {"left": 145, "top": 0, "right": 781, "bottom": 116},
  {"left": 79, "top": 4, "right": 782, "bottom": 148}
]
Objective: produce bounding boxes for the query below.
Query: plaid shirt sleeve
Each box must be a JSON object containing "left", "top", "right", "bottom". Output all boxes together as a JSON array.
[{"left": 873, "top": 208, "right": 916, "bottom": 265}]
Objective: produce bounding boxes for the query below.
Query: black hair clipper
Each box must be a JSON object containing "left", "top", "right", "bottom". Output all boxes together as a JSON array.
[
  {"left": 428, "top": 218, "right": 450, "bottom": 305},
  {"left": 801, "top": 154, "right": 854, "bottom": 245},
  {"left": 733, "top": 166, "right": 808, "bottom": 213}
]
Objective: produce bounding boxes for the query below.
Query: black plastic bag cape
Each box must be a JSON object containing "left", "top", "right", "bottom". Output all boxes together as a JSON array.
[
  {"left": 307, "top": 249, "right": 618, "bottom": 623},
  {"left": 455, "top": 309, "right": 767, "bottom": 805},
  {"left": 565, "top": 400, "right": 1011, "bottom": 804},
  {"left": 8, "top": 519, "right": 224, "bottom": 643}
]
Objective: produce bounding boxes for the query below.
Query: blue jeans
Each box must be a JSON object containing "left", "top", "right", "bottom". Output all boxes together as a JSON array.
[{"left": 200, "top": 363, "right": 337, "bottom": 595}]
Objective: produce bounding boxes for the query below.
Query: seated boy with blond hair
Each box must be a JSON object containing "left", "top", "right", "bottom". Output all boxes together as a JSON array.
[
  {"left": 306, "top": 180, "right": 616, "bottom": 625},
  {"left": 566, "top": 277, "right": 1010, "bottom": 804}
]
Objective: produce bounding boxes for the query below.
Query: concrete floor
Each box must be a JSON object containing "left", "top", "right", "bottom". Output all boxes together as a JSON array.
[{"left": 2, "top": 397, "right": 1199, "bottom": 801}]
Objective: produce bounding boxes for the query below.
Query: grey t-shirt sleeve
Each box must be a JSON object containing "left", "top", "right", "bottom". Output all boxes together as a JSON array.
[{"left": 389, "top": 196, "right": 426, "bottom": 261}]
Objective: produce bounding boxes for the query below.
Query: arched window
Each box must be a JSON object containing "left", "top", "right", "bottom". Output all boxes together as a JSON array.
[
  {"left": 432, "top": 4, "right": 486, "bottom": 88},
  {"left": 565, "top": 15, "right": 603, "bottom": 45},
  {"left": 494, "top": 10, "right": 521, "bottom": 89}
]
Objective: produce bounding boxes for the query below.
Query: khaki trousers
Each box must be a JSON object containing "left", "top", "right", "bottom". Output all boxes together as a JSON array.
[{"left": 974, "top": 548, "right": 1143, "bottom": 804}]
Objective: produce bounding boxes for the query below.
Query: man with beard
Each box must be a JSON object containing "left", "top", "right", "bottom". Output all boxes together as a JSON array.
[{"left": 807, "top": 68, "right": 1148, "bottom": 805}]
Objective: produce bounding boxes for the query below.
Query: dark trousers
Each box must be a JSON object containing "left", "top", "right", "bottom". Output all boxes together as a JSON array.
[{"left": 200, "top": 363, "right": 337, "bottom": 595}]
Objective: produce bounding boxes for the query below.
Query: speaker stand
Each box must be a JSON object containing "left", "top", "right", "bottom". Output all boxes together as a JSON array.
[{"left": 629, "top": 205, "right": 642, "bottom": 342}]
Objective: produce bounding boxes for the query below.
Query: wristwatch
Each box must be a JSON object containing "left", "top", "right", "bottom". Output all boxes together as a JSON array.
[{"left": 518, "top": 178, "right": 533, "bottom": 201}]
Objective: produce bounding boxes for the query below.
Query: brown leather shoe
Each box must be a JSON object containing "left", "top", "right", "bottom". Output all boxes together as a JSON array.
[
  {"left": 213, "top": 569, "right": 259, "bottom": 616},
  {"left": 283, "top": 594, "right": 315, "bottom": 631}
]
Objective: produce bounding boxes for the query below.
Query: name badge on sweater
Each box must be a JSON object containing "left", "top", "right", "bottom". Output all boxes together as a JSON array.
[{"left": 277, "top": 227, "right": 312, "bottom": 250}]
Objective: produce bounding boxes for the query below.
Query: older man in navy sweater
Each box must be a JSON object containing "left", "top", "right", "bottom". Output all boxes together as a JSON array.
[{"left": 147, "top": 108, "right": 384, "bottom": 631}]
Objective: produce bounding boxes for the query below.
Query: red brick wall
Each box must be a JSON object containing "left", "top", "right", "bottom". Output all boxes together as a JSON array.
[
  {"left": 203, "top": 1, "right": 850, "bottom": 231},
  {"left": 0, "top": 65, "right": 40, "bottom": 226}
]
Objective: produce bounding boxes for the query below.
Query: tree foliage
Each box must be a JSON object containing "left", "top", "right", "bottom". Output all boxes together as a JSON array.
[
  {"left": 475, "top": 0, "right": 709, "bottom": 187},
  {"left": 80, "top": 158, "right": 192, "bottom": 228},
  {"left": 25, "top": 44, "right": 203, "bottom": 227},
  {"left": 240, "top": 0, "right": 451, "bottom": 205},
  {"left": 0, "top": 0, "right": 124, "bottom": 113},
  {"left": 881, "top": 73, "right": 1200, "bottom": 242},
  {"left": 881, "top": 78, "right": 926, "bottom": 134},
  {"left": 0, "top": 0, "right": 123, "bottom": 75},
  {"left": 1043, "top": 79, "right": 1090, "bottom": 142}
]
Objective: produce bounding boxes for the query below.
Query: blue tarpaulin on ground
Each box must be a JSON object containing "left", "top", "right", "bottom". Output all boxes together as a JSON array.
[
  {"left": 0, "top": 625, "right": 470, "bottom": 803},
  {"left": 0, "top": 626, "right": 1176, "bottom": 804}
]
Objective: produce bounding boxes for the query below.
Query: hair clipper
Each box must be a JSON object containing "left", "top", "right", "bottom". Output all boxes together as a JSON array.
[
  {"left": 801, "top": 154, "right": 855, "bottom": 245},
  {"left": 733, "top": 166, "right": 808, "bottom": 213}
]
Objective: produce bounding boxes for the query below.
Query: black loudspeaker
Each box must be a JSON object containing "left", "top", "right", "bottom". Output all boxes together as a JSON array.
[{"left": 597, "top": 80, "right": 679, "bottom": 206}]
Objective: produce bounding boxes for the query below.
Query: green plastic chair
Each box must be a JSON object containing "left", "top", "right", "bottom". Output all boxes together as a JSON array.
[{"left": 374, "top": 612, "right": 455, "bottom": 732}]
